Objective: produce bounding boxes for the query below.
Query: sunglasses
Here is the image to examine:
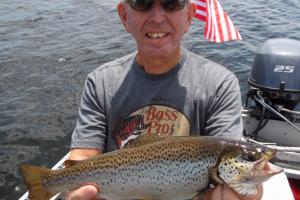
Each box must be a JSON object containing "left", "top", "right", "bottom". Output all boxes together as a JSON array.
[{"left": 126, "top": 0, "right": 187, "bottom": 12}]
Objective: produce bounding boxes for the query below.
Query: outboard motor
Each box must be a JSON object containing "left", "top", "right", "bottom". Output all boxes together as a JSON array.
[{"left": 245, "top": 38, "right": 300, "bottom": 139}]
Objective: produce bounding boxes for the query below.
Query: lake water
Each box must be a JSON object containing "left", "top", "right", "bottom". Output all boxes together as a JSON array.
[{"left": 0, "top": 0, "right": 299, "bottom": 199}]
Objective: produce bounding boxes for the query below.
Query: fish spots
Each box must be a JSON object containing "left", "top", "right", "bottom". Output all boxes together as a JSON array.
[{"left": 35, "top": 137, "right": 276, "bottom": 199}]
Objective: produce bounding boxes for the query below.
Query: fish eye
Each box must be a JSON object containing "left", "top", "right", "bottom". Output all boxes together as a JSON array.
[
  {"left": 257, "top": 147, "right": 266, "bottom": 154},
  {"left": 242, "top": 153, "right": 258, "bottom": 162}
]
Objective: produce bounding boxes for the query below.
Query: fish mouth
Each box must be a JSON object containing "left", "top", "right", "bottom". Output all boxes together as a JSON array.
[{"left": 253, "top": 150, "right": 283, "bottom": 177}]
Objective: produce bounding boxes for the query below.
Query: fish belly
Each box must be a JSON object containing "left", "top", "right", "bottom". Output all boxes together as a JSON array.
[{"left": 92, "top": 160, "right": 211, "bottom": 200}]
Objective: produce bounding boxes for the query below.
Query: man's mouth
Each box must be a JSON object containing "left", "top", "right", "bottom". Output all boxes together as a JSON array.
[{"left": 146, "top": 32, "right": 169, "bottom": 39}]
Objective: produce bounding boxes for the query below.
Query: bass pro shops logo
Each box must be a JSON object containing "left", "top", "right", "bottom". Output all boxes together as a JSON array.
[{"left": 114, "top": 105, "right": 190, "bottom": 148}]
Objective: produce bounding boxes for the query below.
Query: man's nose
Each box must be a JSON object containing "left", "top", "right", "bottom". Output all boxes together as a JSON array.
[{"left": 149, "top": 1, "right": 166, "bottom": 23}]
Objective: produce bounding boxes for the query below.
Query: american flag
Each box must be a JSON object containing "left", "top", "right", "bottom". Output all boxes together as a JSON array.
[{"left": 194, "top": 0, "right": 242, "bottom": 42}]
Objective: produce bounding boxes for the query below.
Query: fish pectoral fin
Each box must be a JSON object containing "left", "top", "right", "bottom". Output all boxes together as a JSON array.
[
  {"left": 208, "top": 166, "right": 224, "bottom": 185},
  {"left": 229, "top": 183, "right": 258, "bottom": 195},
  {"left": 191, "top": 192, "right": 206, "bottom": 200}
]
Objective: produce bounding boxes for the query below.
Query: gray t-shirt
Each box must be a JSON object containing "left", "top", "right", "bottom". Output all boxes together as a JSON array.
[{"left": 71, "top": 48, "right": 243, "bottom": 152}]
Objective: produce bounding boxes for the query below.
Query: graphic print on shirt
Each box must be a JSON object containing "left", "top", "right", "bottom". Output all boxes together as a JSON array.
[{"left": 114, "top": 105, "right": 190, "bottom": 148}]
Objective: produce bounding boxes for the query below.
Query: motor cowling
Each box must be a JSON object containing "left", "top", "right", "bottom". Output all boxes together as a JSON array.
[{"left": 248, "top": 38, "right": 300, "bottom": 109}]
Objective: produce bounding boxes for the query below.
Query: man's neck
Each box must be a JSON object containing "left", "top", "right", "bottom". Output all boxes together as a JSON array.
[{"left": 136, "top": 48, "right": 182, "bottom": 75}]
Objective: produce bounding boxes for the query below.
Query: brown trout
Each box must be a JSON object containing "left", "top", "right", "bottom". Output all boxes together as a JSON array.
[{"left": 19, "top": 135, "right": 283, "bottom": 200}]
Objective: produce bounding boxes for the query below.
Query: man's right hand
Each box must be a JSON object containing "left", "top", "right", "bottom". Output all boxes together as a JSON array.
[
  {"left": 66, "top": 185, "right": 98, "bottom": 200},
  {"left": 65, "top": 148, "right": 102, "bottom": 200}
]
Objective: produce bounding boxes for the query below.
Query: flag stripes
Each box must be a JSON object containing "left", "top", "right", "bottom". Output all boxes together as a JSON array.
[{"left": 194, "top": 0, "right": 242, "bottom": 42}]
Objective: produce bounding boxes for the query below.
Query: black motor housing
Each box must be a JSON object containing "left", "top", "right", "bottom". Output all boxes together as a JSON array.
[{"left": 248, "top": 38, "right": 300, "bottom": 109}]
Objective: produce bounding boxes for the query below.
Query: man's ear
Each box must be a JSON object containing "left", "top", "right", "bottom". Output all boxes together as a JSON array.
[
  {"left": 184, "top": 2, "right": 196, "bottom": 33},
  {"left": 117, "top": 2, "right": 130, "bottom": 32}
]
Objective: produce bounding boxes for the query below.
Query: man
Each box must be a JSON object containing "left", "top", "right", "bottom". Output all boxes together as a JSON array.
[{"left": 66, "top": 0, "right": 262, "bottom": 199}]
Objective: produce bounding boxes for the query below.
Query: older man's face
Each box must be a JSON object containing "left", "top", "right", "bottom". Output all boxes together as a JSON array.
[{"left": 118, "top": 0, "right": 195, "bottom": 59}]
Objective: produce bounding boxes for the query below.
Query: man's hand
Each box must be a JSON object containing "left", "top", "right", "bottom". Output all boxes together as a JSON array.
[
  {"left": 65, "top": 185, "right": 98, "bottom": 200},
  {"left": 205, "top": 184, "right": 263, "bottom": 200},
  {"left": 65, "top": 148, "right": 102, "bottom": 200}
]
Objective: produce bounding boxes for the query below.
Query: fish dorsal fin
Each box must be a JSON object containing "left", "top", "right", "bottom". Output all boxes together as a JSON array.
[
  {"left": 64, "top": 160, "right": 83, "bottom": 168},
  {"left": 123, "top": 133, "right": 167, "bottom": 148}
]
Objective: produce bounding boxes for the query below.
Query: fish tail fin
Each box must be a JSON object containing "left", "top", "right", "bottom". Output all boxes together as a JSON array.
[{"left": 19, "top": 163, "right": 55, "bottom": 200}]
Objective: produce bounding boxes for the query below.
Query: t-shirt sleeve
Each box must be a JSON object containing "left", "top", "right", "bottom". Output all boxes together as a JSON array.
[
  {"left": 70, "top": 73, "right": 107, "bottom": 150},
  {"left": 205, "top": 75, "right": 243, "bottom": 140}
]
